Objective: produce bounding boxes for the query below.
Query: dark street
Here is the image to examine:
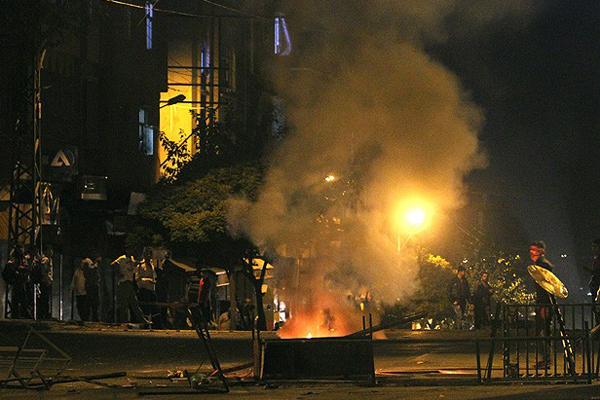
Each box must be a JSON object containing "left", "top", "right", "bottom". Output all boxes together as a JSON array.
[
  {"left": 2, "top": 321, "right": 600, "bottom": 399},
  {"left": 4, "top": 0, "right": 600, "bottom": 398}
]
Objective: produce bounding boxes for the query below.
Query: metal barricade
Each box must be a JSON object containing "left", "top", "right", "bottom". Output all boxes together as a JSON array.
[{"left": 477, "top": 302, "right": 597, "bottom": 383}]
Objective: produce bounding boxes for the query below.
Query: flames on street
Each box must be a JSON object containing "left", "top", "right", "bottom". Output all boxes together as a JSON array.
[{"left": 278, "top": 291, "right": 361, "bottom": 339}]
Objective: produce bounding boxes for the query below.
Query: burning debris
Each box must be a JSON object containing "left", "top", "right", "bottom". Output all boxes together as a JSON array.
[{"left": 278, "top": 286, "right": 361, "bottom": 338}]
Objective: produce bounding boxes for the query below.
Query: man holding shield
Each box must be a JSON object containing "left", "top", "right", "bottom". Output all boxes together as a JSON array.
[{"left": 530, "top": 241, "right": 553, "bottom": 336}]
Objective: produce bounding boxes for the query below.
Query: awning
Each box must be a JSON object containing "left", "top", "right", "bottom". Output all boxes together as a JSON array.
[{"left": 169, "top": 258, "right": 197, "bottom": 272}]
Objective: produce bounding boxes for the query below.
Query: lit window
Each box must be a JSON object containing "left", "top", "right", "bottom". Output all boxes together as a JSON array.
[
  {"left": 274, "top": 14, "right": 291, "bottom": 55},
  {"left": 201, "top": 41, "right": 210, "bottom": 76},
  {"left": 138, "top": 108, "right": 154, "bottom": 155},
  {"left": 145, "top": 1, "right": 153, "bottom": 50}
]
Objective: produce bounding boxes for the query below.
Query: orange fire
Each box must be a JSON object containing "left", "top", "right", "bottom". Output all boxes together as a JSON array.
[
  {"left": 276, "top": 257, "right": 364, "bottom": 339},
  {"left": 278, "top": 295, "right": 361, "bottom": 339}
]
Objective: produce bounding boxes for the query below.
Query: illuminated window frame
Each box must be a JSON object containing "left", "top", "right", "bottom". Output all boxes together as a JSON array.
[
  {"left": 145, "top": 1, "right": 153, "bottom": 50},
  {"left": 138, "top": 108, "right": 154, "bottom": 155},
  {"left": 201, "top": 41, "right": 210, "bottom": 76},
  {"left": 274, "top": 15, "right": 291, "bottom": 56}
]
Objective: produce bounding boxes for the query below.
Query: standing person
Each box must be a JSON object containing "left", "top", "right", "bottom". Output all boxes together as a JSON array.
[
  {"left": 240, "top": 298, "right": 255, "bottom": 331},
  {"left": 136, "top": 248, "right": 157, "bottom": 323},
  {"left": 196, "top": 270, "right": 212, "bottom": 325},
  {"left": 530, "top": 241, "right": 554, "bottom": 368},
  {"left": 83, "top": 256, "right": 101, "bottom": 321},
  {"left": 37, "top": 245, "right": 54, "bottom": 319},
  {"left": 530, "top": 241, "right": 554, "bottom": 337},
  {"left": 23, "top": 249, "right": 34, "bottom": 318},
  {"left": 473, "top": 271, "right": 493, "bottom": 330},
  {"left": 70, "top": 260, "right": 88, "bottom": 321},
  {"left": 154, "top": 259, "right": 168, "bottom": 329},
  {"left": 448, "top": 266, "right": 471, "bottom": 329},
  {"left": 111, "top": 248, "right": 146, "bottom": 324},
  {"left": 2, "top": 244, "right": 31, "bottom": 319},
  {"left": 585, "top": 239, "right": 600, "bottom": 323}
]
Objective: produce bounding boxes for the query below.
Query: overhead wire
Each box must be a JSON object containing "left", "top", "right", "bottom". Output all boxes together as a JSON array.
[
  {"left": 98, "top": 0, "right": 271, "bottom": 21},
  {"left": 194, "top": 0, "right": 268, "bottom": 20},
  {"left": 123, "top": 3, "right": 211, "bottom": 81},
  {"left": 134, "top": 0, "right": 160, "bottom": 27},
  {"left": 99, "top": 0, "right": 256, "bottom": 162},
  {"left": 99, "top": 0, "right": 240, "bottom": 81}
]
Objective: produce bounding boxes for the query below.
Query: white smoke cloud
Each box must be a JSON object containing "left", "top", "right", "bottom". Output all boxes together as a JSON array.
[{"left": 229, "top": 1, "right": 537, "bottom": 311}]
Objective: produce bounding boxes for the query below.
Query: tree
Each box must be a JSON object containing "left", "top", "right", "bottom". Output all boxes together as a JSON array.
[
  {"left": 158, "top": 129, "right": 192, "bottom": 183},
  {"left": 159, "top": 93, "right": 276, "bottom": 183},
  {"left": 130, "top": 161, "right": 269, "bottom": 327},
  {"left": 240, "top": 255, "right": 273, "bottom": 331},
  {"left": 134, "top": 73, "right": 277, "bottom": 329},
  {"left": 411, "top": 253, "right": 457, "bottom": 320},
  {"left": 464, "top": 254, "right": 534, "bottom": 305},
  {"left": 382, "top": 251, "right": 535, "bottom": 328}
]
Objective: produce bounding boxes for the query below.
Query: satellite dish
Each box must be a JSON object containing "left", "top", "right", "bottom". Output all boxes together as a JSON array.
[{"left": 527, "top": 265, "right": 569, "bottom": 298}]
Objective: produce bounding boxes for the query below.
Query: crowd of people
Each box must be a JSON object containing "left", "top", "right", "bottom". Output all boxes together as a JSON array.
[
  {"left": 2, "top": 244, "right": 55, "bottom": 319},
  {"left": 1, "top": 244, "right": 172, "bottom": 326},
  {"left": 4, "top": 239, "right": 600, "bottom": 334},
  {"left": 0, "top": 244, "right": 231, "bottom": 331}
]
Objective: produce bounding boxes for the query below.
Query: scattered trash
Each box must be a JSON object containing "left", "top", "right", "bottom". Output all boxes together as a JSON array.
[
  {"left": 167, "top": 370, "right": 188, "bottom": 379},
  {"left": 263, "top": 383, "right": 279, "bottom": 389},
  {"left": 189, "top": 373, "right": 208, "bottom": 389}
]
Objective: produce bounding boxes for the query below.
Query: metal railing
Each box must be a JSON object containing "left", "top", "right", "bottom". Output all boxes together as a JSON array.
[{"left": 478, "top": 302, "right": 597, "bottom": 383}]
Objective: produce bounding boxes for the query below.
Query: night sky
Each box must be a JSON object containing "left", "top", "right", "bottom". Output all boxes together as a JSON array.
[{"left": 433, "top": 0, "right": 600, "bottom": 298}]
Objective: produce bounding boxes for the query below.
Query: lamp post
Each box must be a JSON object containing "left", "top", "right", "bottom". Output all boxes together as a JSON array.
[
  {"left": 158, "top": 94, "right": 190, "bottom": 170},
  {"left": 398, "top": 207, "right": 428, "bottom": 252}
]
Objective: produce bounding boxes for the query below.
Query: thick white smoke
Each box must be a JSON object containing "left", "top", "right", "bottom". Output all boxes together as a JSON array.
[{"left": 228, "top": 1, "right": 538, "bottom": 331}]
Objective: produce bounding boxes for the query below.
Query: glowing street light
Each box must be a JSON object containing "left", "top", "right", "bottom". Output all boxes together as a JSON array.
[
  {"left": 397, "top": 205, "right": 430, "bottom": 252},
  {"left": 406, "top": 208, "right": 426, "bottom": 226}
]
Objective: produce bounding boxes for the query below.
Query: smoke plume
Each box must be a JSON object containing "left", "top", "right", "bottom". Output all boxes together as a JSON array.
[{"left": 229, "top": 1, "right": 537, "bottom": 334}]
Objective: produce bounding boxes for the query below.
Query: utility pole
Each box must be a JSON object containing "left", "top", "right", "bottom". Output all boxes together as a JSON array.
[
  {"left": 4, "top": 40, "right": 46, "bottom": 319},
  {"left": 1, "top": 0, "right": 58, "bottom": 318},
  {"left": 8, "top": 44, "right": 46, "bottom": 251}
]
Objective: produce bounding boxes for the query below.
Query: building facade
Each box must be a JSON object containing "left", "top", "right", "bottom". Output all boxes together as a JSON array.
[{"left": 0, "top": 0, "right": 277, "bottom": 319}]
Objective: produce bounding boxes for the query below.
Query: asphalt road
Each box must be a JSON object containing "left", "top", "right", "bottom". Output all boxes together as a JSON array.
[
  {"left": 1, "top": 320, "right": 487, "bottom": 374},
  {"left": 2, "top": 320, "right": 599, "bottom": 399}
]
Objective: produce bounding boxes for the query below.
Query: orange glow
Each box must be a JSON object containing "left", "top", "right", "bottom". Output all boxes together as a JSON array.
[
  {"left": 278, "top": 290, "right": 360, "bottom": 339},
  {"left": 157, "top": 43, "right": 221, "bottom": 180},
  {"left": 394, "top": 199, "right": 434, "bottom": 234}
]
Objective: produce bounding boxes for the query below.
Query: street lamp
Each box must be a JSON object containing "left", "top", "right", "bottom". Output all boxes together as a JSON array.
[
  {"left": 159, "top": 94, "right": 186, "bottom": 109},
  {"left": 406, "top": 208, "right": 426, "bottom": 226},
  {"left": 158, "top": 94, "right": 189, "bottom": 169},
  {"left": 397, "top": 206, "right": 429, "bottom": 252}
]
